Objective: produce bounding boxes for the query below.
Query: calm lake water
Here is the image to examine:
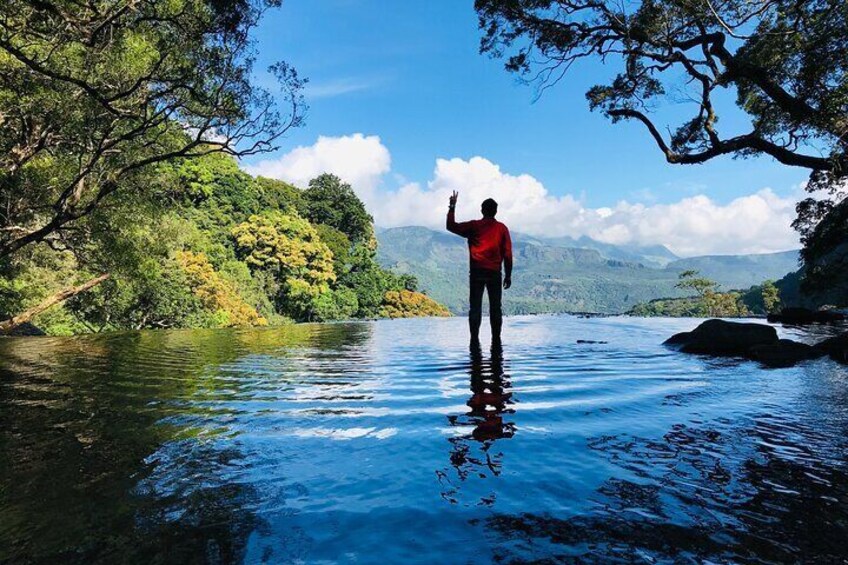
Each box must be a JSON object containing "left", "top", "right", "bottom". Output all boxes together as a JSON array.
[{"left": 1, "top": 315, "right": 847, "bottom": 564}]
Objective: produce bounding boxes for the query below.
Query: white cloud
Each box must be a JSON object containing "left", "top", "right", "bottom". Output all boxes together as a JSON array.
[
  {"left": 243, "top": 134, "right": 800, "bottom": 256},
  {"left": 243, "top": 134, "right": 390, "bottom": 199}
]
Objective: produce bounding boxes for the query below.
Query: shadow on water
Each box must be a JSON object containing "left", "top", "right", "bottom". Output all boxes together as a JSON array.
[
  {"left": 0, "top": 323, "right": 372, "bottom": 564},
  {"left": 438, "top": 343, "right": 516, "bottom": 506}
]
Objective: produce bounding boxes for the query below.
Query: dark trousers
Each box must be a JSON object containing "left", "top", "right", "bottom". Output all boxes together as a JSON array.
[{"left": 469, "top": 268, "right": 502, "bottom": 342}]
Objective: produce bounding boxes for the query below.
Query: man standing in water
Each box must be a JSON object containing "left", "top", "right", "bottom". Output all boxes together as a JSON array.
[{"left": 446, "top": 191, "right": 513, "bottom": 345}]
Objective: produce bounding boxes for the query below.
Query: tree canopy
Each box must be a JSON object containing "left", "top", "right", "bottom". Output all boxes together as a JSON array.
[
  {"left": 302, "top": 174, "right": 376, "bottom": 246},
  {"left": 477, "top": 0, "right": 847, "bottom": 177},
  {"left": 0, "top": 0, "right": 304, "bottom": 259},
  {"left": 476, "top": 0, "right": 848, "bottom": 303},
  {"left": 0, "top": 146, "right": 448, "bottom": 333}
]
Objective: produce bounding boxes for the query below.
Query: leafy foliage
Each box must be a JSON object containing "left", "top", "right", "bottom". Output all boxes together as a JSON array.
[
  {"left": 176, "top": 251, "right": 267, "bottom": 327},
  {"left": 302, "top": 174, "right": 376, "bottom": 246},
  {"left": 380, "top": 290, "right": 452, "bottom": 319},
  {"left": 630, "top": 270, "right": 759, "bottom": 317},
  {"left": 232, "top": 212, "right": 336, "bottom": 320},
  {"left": 477, "top": 0, "right": 847, "bottom": 175},
  {"left": 761, "top": 280, "right": 781, "bottom": 314},
  {"left": 675, "top": 270, "right": 718, "bottom": 300},
  {"left": 477, "top": 0, "right": 848, "bottom": 308},
  {"left": 1, "top": 149, "right": 448, "bottom": 334},
  {"left": 0, "top": 0, "right": 305, "bottom": 259}
]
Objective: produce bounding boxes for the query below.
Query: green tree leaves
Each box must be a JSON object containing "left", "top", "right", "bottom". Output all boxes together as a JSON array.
[
  {"left": 302, "top": 174, "right": 375, "bottom": 246},
  {"left": 0, "top": 0, "right": 304, "bottom": 258},
  {"left": 232, "top": 211, "right": 337, "bottom": 320}
]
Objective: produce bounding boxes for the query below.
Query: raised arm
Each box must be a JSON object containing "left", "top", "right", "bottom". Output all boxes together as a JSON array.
[
  {"left": 446, "top": 190, "right": 472, "bottom": 237},
  {"left": 502, "top": 226, "right": 513, "bottom": 289}
]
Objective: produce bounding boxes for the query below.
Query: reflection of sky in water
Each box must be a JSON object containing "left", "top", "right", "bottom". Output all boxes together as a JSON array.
[{"left": 2, "top": 316, "right": 848, "bottom": 563}]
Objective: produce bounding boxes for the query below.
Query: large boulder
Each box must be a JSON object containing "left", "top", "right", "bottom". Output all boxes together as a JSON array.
[
  {"left": 767, "top": 307, "right": 846, "bottom": 325},
  {"left": 814, "top": 332, "right": 848, "bottom": 364},
  {"left": 748, "top": 339, "right": 825, "bottom": 368},
  {"left": 664, "top": 319, "right": 779, "bottom": 356}
]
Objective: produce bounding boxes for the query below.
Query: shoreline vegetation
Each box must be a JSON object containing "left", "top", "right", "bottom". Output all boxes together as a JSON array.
[
  {"left": 1, "top": 156, "right": 450, "bottom": 337},
  {"left": 626, "top": 271, "right": 781, "bottom": 318}
]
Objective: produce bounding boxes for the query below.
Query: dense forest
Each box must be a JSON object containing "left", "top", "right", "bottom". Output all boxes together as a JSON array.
[{"left": 0, "top": 157, "right": 449, "bottom": 335}]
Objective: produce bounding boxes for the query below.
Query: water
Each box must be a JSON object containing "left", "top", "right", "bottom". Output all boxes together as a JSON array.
[{"left": 1, "top": 316, "right": 847, "bottom": 564}]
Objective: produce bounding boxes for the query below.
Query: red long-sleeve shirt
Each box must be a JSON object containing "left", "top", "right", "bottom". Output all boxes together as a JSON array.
[{"left": 447, "top": 208, "right": 513, "bottom": 272}]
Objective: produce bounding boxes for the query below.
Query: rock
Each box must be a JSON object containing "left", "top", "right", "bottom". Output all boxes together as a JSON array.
[
  {"left": 664, "top": 319, "right": 779, "bottom": 356},
  {"left": 748, "top": 339, "right": 825, "bottom": 368},
  {"left": 664, "top": 331, "right": 692, "bottom": 345},
  {"left": 767, "top": 307, "right": 846, "bottom": 325},
  {"left": 814, "top": 332, "right": 848, "bottom": 364}
]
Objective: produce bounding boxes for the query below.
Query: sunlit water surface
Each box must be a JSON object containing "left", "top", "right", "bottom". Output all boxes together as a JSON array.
[{"left": 2, "top": 316, "right": 848, "bottom": 563}]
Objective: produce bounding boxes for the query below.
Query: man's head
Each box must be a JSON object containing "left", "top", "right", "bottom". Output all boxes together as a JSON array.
[{"left": 481, "top": 198, "right": 498, "bottom": 218}]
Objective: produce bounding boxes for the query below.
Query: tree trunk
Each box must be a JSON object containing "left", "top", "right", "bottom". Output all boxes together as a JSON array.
[{"left": 0, "top": 273, "right": 110, "bottom": 335}]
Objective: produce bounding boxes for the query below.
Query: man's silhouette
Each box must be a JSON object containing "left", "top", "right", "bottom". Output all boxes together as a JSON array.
[{"left": 446, "top": 191, "right": 512, "bottom": 345}]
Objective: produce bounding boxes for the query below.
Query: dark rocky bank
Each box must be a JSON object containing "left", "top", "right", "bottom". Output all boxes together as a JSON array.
[{"left": 666, "top": 318, "right": 848, "bottom": 368}]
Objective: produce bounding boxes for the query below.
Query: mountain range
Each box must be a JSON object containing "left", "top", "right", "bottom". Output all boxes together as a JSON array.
[{"left": 376, "top": 226, "right": 800, "bottom": 315}]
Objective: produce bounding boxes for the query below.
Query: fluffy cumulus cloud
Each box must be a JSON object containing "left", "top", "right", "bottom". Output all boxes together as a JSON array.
[
  {"left": 242, "top": 133, "right": 800, "bottom": 256},
  {"left": 243, "top": 133, "right": 390, "bottom": 198}
]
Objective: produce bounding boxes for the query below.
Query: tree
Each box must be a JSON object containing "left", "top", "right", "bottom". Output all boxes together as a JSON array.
[
  {"left": 314, "top": 224, "right": 353, "bottom": 277},
  {"left": 176, "top": 251, "right": 266, "bottom": 327},
  {"left": 231, "top": 212, "right": 335, "bottom": 320},
  {"left": 477, "top": 0, "right": 848, "bottom": 292},
  {"left": 477, "top": 0, "right": 847, "bottom": 177},
  {"left": 0, "top": 0, "right": 305, "bottom": 259},
  {"left": 676, "top": 270, "right": 717, "bottom": 298},
  {"left": 380, "top": 290, "right": 452, "bottom": 319},
  {"left": 302, "top": 174, "right": 375, "bottom": 246},
  {"left": 676, "top": 269, "right": 719, "bottom": 315},
  {"left": 761, "top": 280, "right": 781, "bottom": 313}
]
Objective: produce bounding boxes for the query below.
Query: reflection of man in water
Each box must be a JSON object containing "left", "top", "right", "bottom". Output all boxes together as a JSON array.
[
  {"left": 446, "top": 191, "right": 513, "bottom": 346},
  {"left": 440, "top": 346, "right": 515, "bottom": 505},
  {"left": 465, "top": 347, "right": 514, "bottom": 442}
]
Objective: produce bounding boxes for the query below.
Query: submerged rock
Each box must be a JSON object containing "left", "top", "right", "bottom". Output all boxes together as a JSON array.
[
  {"left": 748, "top": 339, "right": 825, "bottom": 368},
  {"left": 664, "top": 319, "right": 779, "bottom": 356},
  {"left": 767, "top": 307, "right": 846, "bottom": 325}
]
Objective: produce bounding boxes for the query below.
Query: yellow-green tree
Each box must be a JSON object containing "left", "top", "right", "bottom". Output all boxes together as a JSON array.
[
  {"left": 176, "top": 251, "right": 266, "bottom": 327},
  {"left": 761, "top": 280, "right": 781, "bottom": 314},
  {"left": 704, "top": 290, "right": 750, "bottom": 318},
  {"left": 232, "top": 212, "right": 335, "bottom": 320},
  {"left": 380, "top": 290, "right": 452, "bottom": 319}
]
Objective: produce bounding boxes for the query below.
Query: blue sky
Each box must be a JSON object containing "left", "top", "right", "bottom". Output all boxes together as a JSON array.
[{"left": 242, "top": 1, "right": 805, "bottom": 255}]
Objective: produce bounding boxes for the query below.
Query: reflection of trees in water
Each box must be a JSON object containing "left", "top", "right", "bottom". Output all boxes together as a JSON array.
[
  {"left": 0, "top": 323, "right": 373, "bottom": 563},
  {"left": 438, "top": 346, "right": 516, "bottom": 506},
  {"left": 486, "top": 414, "right": 848, "bottom": 563}
]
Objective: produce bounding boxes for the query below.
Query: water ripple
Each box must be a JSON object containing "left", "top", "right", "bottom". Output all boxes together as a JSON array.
[{"left": 1, "top": 316, "right": 848, "bottom": 563}]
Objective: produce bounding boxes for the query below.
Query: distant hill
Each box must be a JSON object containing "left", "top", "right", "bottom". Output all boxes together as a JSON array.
[
  {"left": 535, "top": 235, "right": 679, "bottom": 267},
  {"left": 665, "top": 251, "right": 800, "bottom": 290},
  {"left": 376, "top": 226, "right": 800, "bottom": 315}
]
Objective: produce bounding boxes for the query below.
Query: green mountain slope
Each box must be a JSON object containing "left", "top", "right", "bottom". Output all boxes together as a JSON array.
[
  {"left": 377, "top": 226, "right": 800, "bottom": 315},
  {"left": 665, "top": 251, "right": 800, "bottom": 290}
]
